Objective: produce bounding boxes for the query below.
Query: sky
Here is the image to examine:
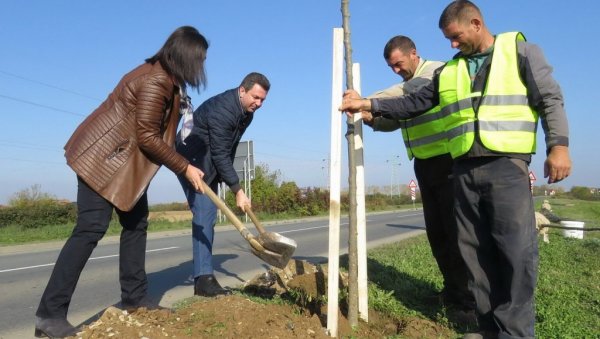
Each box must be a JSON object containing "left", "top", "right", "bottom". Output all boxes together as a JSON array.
[{"left": 1, "top": 0, "right": 598, "bottom": 205}]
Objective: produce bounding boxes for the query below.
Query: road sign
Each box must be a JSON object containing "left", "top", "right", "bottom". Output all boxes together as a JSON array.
[
  {"left": 408, "top": 180, "right": 417, "bottom": 188},
  {"left": 233, "top": 141, "right": 254, "bottom": 182},
  {"left": 529, "top": 171, "right": 536, "bottom": 193},
  {"left": 529, "top": 171, "right": 536, "bottom": 181},
  {"left": 409, "top": 180, "right": 417, "bottom": 201}
]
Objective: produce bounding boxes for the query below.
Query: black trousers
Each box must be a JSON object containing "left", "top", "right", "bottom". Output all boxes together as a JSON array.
[
  {"left": 36, "top": 177, "right": 149, "bottom": 319},
  {"left": 454, "top": 157, "right": 537, "bottom": 338},
  {"left": 414, "top": 154, "right": 473, "bottom": 308}
]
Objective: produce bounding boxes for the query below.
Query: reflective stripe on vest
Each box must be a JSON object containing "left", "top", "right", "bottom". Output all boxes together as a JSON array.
[
  {"left": 438, "top": 32, "right": 538, "bottom": 158},
  {"left": 399, "top": 60, "right": 448, "bottom": 160}
]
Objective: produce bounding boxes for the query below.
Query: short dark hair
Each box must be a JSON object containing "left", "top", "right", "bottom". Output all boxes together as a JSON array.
[
  {"left": 439, "top": 0, "right": 482, "bottom": 29},
  {"left": 383, "top": 35, "right": 416, "bottom": 60},
  {"left": 240, "top": 72, "right": 270, "bottom": 92},
  {"left": 146, "top": 26, "right": 209, "bottom": 92}
]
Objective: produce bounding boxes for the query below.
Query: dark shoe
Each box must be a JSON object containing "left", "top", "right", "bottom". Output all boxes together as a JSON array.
[
  {"left": 449, "top": 308, "right": 478, "bottom": 328},
  {"left": 35, "top": 317, "right": 79, "bottom": 338},
  {"left": 441, "top": 290, "right": 477, "bottom": 312},
  {"left": 119, "top": 298, "right": 168, "bottom": 313},
  {"left": 194, "top": 274, "right": 232, "bottom": 297}
]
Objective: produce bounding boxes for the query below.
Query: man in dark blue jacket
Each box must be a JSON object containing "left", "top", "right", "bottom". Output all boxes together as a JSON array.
[{"left": 176, "top": 72, "right": 270, "bottom": 296}]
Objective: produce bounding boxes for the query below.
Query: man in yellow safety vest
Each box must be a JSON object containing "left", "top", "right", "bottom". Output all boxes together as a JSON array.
[
  {"left": 340, "top": 1, "right": 571, "bottom": 338},
  {"left": 355, "top": 35, "right": 475, "bottom": 319}
]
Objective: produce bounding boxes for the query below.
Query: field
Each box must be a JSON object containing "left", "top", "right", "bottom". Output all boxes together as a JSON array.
[{"left": 148, "top": 210, "right": 192, "bottom": 222}]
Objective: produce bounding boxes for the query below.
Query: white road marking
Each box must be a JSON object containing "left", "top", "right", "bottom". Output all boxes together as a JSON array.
[
  {"left": 276, "top": 212, "right": 422, "bottom": 235},
  {"left": 0, "top": 246, "right": 179, "bottom": 273}
]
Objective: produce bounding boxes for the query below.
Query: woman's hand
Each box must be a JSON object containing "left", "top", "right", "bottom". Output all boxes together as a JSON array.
[{"left": 184, "top": 164, "right": 205, "bottom": 193}]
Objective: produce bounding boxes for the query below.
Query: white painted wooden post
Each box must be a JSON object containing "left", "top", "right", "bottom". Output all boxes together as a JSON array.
[
  {"left": 352, "top": 63, "right": 369, "bottom": 322},
  {"left": 327, "top": 27, "right": 344, "bottom": 338}
]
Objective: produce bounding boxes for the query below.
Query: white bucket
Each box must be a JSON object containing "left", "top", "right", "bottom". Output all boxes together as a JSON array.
[{"left": 560, "top": 220, "right": 585, "bottom": 239}]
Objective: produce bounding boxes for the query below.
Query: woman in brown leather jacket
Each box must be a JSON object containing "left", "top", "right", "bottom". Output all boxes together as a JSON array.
[{"left": 34, "top": 26, "right": 208, "bottom": 338}]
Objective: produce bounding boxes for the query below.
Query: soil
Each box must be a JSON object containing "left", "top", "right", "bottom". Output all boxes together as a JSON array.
[{"left": 70, "top": 260, "right": 453, "bottom": 338}]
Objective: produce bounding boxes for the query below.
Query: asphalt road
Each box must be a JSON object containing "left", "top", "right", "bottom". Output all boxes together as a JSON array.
[{"left": 0, "top": 209, "right": 425, "bottom": 338}]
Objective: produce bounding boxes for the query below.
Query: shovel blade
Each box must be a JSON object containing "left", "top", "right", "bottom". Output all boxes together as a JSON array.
[
  {"left": 250, "top": 243, "right": 295, "bottom": 269},
  {"left": 257, "top": 232, "right": 297, "bottom": 256}
]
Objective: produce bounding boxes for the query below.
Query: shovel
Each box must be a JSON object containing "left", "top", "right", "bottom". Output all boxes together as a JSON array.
[
  {"left": 199, "top": 180, "right": 296, "bottom": 269},
  {"left": 245, "top": 206, "right": 297, "bottom": 261}
]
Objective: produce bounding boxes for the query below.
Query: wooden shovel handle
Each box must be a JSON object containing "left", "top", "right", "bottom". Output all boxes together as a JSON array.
[
  {"left": 245, "top": 206, "right": 267, "bottom": 235},
  {"left": 198, "top": 180, "right": 264, "bottom": 251}
]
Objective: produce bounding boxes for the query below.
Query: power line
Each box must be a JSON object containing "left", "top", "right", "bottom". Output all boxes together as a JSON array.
[
  {"left": 0, "top": 157, "right": 64, "bottom": 165},
  {"left": 254, "top": 151, "right": 325, "bottom": 163},
  {"left": 0, "top": 69, "right": 102, "bottom": 102},
  {"left": 0, "top": 93, "right": 86, "bottom": 117},
  {"left": 0, "top": 141, "right": 62, "bottom": 152},
  {"left": 252, "top": 138, "right": 324, "bottom": 155}
]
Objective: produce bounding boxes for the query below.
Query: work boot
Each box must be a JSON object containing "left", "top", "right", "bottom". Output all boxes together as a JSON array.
[
  {"left": 194, "top": 274, "right": 232, "bottom": 297},
  {"left": 441, "top": 288, "right": 476, "bottom": 310},
  {"left": 34, "top": 317, "right": 79, "bottom": 338},
  {"left": 449, "top": 308, "right": 478, "bottom": 329}
]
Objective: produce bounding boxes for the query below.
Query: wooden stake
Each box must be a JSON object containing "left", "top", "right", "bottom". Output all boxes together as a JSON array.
[
  {"left": 352, "top": 63, "right": 368, "bottom": 322},
  {"left": 326, "top": 27, "right": 344, "bottom": 338}
]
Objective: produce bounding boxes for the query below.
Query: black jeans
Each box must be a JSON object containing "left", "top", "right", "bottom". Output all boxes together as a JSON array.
[
  {"left": 414, "top": 154, "right": 473, "bottom": 309},
  {"left": 36, "top": 177, "right": 149, "bottom": 319},
  {"left": 454, "top": 157, "right": 537, "bottom": 339}
]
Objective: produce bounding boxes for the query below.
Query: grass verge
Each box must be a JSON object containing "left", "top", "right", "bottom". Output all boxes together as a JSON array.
[{"left": 366, "top": 231, "right": 599, "bottom": 337}]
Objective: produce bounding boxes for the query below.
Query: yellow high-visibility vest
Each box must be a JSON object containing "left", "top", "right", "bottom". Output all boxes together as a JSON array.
[
  {"left": 439, "top": 32, "right": 538, "bottom": 158},
  {"left": 399, "top": 60, "right": 448, "bottom": 160}
]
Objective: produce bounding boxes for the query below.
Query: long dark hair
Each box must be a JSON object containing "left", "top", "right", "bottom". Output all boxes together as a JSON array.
[{"left": 146, "top": 26, "right": 209, "bottom": 91}]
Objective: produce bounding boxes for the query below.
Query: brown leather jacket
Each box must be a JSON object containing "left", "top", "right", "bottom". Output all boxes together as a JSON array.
[{"left": 64, "top": 61, "right": 189, "bottom": 211}]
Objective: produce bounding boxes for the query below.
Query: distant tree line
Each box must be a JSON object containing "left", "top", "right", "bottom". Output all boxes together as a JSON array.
[{"left": 15, "top": 165, "right": 600, "bottom": 227}]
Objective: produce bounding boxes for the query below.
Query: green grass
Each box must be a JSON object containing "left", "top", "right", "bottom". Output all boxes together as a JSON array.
[
  {"left": 535, "top": 232, "right": 600, "bottom": 337},
  {"left": 538, "top": 198, "right": 600, "bottom": 228},
  {"left": 364, "top": 232, "right": 600, "bottom": 338},
  {"left": 364, "top": 198, "right": 600, "bottom": 337},
  {"left": 366, "top": 237, "right": 463, "bottom": 336},
  {"left": 0, "top": 218, "right": 192, "bottom": 245}
]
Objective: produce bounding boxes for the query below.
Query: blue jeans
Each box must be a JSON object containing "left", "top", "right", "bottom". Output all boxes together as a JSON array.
[
  {"left": 454, "top": 157, "right": 538, "bottom": 339},
  {"left": 179, "top": 177, "right": 218, "bottom": 278}
]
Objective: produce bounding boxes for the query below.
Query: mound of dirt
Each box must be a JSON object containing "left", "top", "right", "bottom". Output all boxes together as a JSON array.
[{"left": 71, "top": 260, "right": 453, "bottom": 338}]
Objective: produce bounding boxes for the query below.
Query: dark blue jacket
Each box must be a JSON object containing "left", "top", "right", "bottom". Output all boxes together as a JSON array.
[{"left": 176, "top": 88, "right": 253, "bottom": 193}]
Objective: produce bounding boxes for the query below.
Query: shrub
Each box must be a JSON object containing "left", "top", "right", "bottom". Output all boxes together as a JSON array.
[{"left": 0, "top": 202, "right": 77, "bottom": 228}]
